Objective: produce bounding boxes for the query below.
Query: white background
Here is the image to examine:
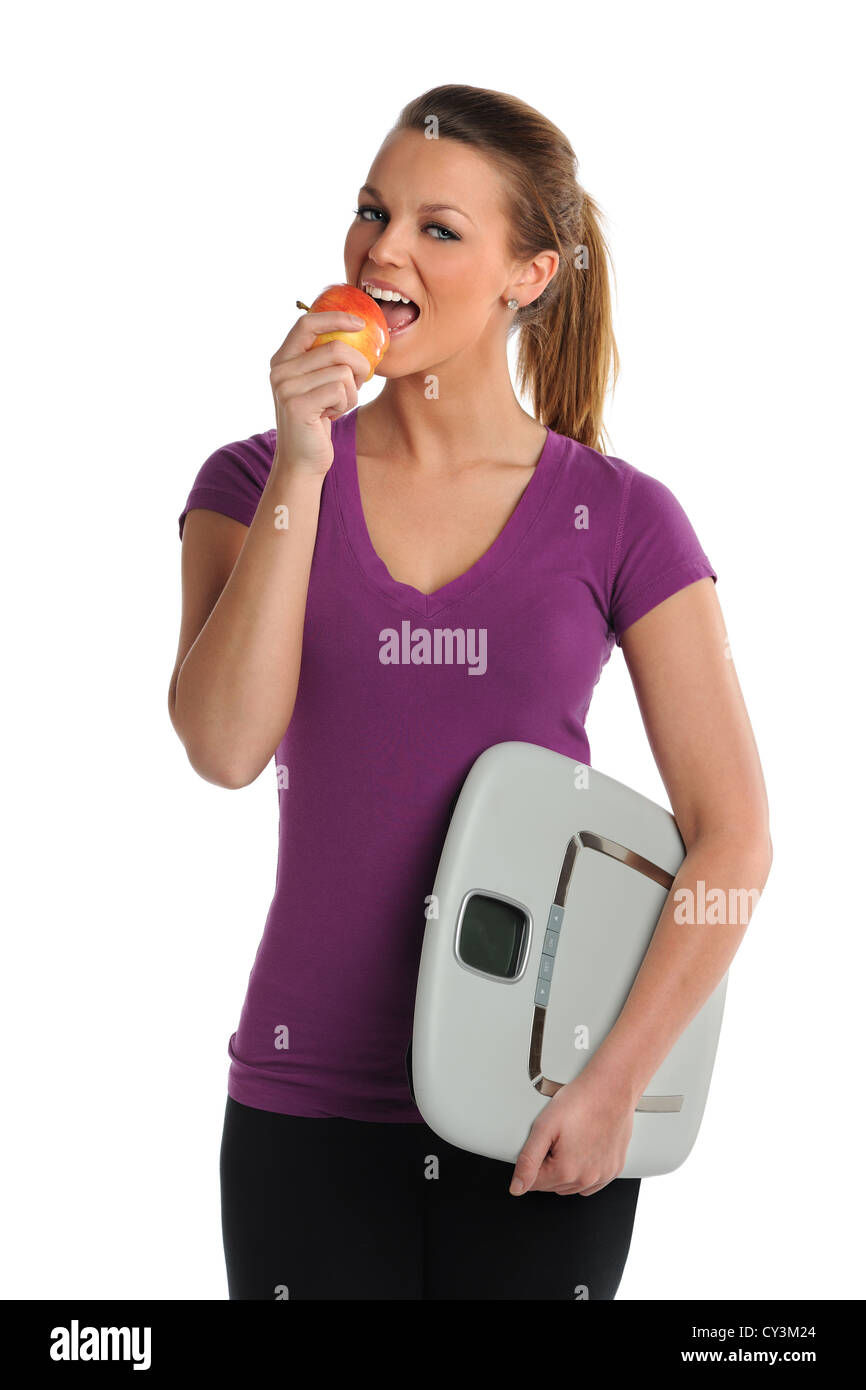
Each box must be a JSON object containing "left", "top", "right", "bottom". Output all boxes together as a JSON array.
[{"left": 2, "top": 0, "right": 863, "bottom": 1301}]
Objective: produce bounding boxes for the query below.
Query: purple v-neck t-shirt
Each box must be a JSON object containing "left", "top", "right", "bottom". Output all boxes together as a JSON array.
[{"left": 177, "top": 407, "right": 717, "bottom": 1122}]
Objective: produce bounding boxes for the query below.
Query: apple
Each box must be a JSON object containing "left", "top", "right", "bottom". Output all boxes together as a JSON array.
[{"left": 296, "top": 283, "right": 389, "bottom": 383}]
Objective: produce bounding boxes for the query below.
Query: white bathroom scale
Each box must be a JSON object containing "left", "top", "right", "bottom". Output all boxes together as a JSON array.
[{"left": 408, "top": 741, "right": 729, "bottom": 1178}]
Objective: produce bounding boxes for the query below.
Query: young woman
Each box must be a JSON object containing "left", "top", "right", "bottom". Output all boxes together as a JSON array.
[{"left": 169, "top": 84, "right": 772, "bottom": 1300}]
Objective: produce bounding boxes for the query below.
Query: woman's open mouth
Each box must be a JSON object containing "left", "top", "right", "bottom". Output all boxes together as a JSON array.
[{"left": 361, "top": 283, "right": 421, "bottom": 337}]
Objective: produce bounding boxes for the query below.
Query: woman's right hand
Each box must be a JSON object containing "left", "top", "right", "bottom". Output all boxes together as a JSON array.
[{"left": 269, "top": 310, "right": 373, "bottom": 477}]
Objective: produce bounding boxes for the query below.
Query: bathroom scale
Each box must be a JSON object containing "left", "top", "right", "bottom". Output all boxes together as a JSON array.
[{"left": 408, "top": 741, "right": 729, "bottom": 1178}]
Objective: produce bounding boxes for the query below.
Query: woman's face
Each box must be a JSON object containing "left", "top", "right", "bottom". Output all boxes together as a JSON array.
[{"left": 344, "top": 127, "right": 539, "bottom": 377}]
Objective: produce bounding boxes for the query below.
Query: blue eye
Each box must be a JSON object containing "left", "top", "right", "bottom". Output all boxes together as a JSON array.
[
  {"left": 353, "top": 205, "right": 460, "bottom": 242},
  {"left": 426, "top": 224, "right": 458, "bottom": 241}
]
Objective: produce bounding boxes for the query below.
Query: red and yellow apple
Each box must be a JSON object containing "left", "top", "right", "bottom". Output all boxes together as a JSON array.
[{"left": 296, "top": 283, "right": 389, "bottom": 382}]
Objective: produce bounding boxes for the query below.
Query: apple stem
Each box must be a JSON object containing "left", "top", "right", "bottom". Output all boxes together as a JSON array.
[{"left": 296, "top": 300, "right": 311, "bottom": 311}]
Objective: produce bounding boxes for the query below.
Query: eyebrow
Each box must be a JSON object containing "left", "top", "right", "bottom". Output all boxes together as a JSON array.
[{"left": 359, "top": 184, "right": 474, "bottom": 225}]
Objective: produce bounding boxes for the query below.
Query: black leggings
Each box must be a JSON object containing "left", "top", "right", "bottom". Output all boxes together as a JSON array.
[{"left": 220, "top": 1095, "right": 641, "bottom": 1300}]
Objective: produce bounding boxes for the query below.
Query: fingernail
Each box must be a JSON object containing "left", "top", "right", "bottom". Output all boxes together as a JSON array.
[
  {"left": 511, "top": 1178, "right": 524, "bottom": 1195},
  {"left": 349, "top": 315, "right": 364, "bottom": 326}
]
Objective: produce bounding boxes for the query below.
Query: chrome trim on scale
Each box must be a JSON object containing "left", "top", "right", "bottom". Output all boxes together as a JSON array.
[{"left": 530, "top": 833, "right": 684, "bottom": 1114}]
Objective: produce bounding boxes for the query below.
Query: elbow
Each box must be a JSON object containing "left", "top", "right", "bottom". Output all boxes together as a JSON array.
[
  {"left": 169, "top": 706, "right": 258, "bottom": 790},
  {"left": 168, "top": 685, "right": 277, "bottom": 789},
  {"left": 744, "top": 827, "right": 774, "bottom": 896},
  {"left": 755, "top": 820, "right": 773, "bottom": 882},
  {"left": 686, "top": 821, "right": 773, "bottom": 887},
  {"left": 739, "top": 827, "right": 774, "bottom": 886},
  {"left": 184, "top": 741, "right": 258, "bottom": 790}
]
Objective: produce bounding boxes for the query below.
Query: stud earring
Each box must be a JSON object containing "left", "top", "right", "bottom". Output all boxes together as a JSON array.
[{"left": 507, "top": 297, "right": 519, "bottom": 310}]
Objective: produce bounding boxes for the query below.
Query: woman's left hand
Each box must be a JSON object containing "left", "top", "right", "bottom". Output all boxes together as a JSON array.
[{"left": 509, "top": 1069, "right": 637, "bottom": 1196}]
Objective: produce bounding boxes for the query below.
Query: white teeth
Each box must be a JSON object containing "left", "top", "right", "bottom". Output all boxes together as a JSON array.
[{"left": 363, "top": 283, "right": 412, "bottom": 304}]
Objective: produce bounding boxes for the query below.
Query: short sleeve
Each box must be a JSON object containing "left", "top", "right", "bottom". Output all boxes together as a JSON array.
[
  {"left": 177, "top": 430, "right": 277, "bottom": 540},
  {"left": 609, "top": 464, "right": 717, "bottom": 646}
]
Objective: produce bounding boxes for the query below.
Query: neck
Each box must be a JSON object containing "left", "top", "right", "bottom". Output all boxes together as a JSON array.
[{"left": 359, "top": 355, "right": 543, "bottom": 471}]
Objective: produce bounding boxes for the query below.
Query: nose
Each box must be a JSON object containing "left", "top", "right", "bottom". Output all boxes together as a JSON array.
[{"left": 366, "top": 218, "right": 411, "bottom": 266}]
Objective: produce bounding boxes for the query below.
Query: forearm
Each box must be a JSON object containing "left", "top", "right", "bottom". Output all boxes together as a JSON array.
[
  {"left": 174, "top": 460, "right": 326, "bottom": 786},
  {"left": 581, "top": 830, "right": 772, "bottom": 1107}
]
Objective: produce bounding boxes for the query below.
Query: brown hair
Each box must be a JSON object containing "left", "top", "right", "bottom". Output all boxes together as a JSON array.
[{"left": 393, "top": 84, "right": 619, "bottom": 454}]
